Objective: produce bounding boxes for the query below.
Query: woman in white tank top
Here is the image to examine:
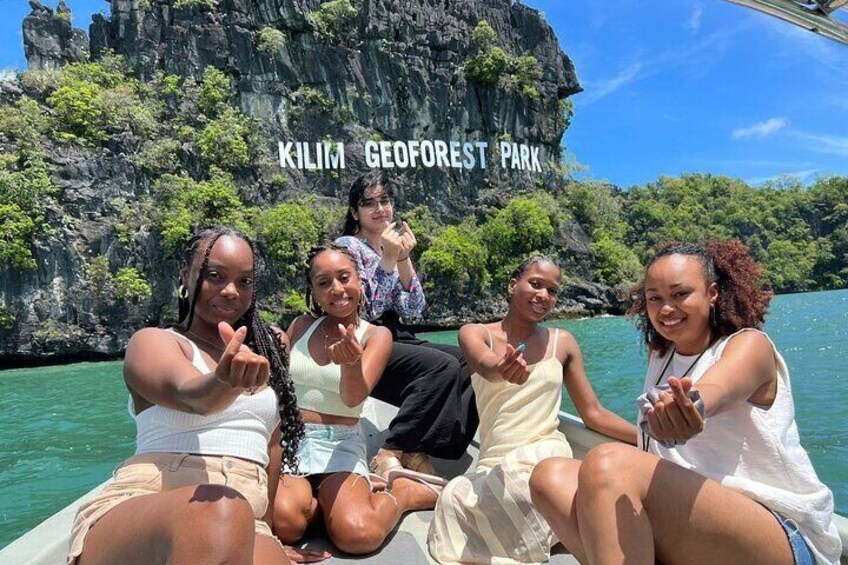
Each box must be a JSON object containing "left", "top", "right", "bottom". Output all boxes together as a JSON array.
[
  {"left": 531, "top": 240, "right": 841, "bottom": 564},
  {"left": 272, "top": 245, "right": 440, "bottom": 556},
  {"left": 68, "top": 226, "right": 325, "bottom": 565}
]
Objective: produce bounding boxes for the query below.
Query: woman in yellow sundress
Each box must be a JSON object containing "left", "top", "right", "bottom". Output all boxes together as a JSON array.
[{"left": 427, "top": 256, "right": 636, "bottom": 564}]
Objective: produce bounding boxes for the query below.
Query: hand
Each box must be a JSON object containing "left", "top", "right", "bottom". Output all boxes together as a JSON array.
[
  {"left": 646, "top": 376, "right": 704, "bottom": 442},
  {"left": 379, "top": 223, "right": 404, "bottom": 261},
  {"left": 284, "top": 545, "right": 332, "bottom": 563},
  {"left": 398, "top": 222, "right": 417, "bottom": 259},
  {"left": 496, "top": 343, "right": 530, "bottom": 385},
  {"left": 328, "top": 323, "right": 364, "bottom": 367},
  {"left": 214, "top": 322, "right": 269, "bottom": 391}
]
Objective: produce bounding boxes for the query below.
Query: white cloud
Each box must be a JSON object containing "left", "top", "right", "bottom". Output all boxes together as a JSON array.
[
  {"left": 790, "top": 131, "right": 848, "bottom": 156},
  {"left": 688, "top": 3, "right": 704, "bottom": 30},
  {"left": 731, "top": 118, "right": 788, "bottom": 139},
  {"left": 578, "top": 24, "right": 748, "bottom": 106},
  {"left": 580, "top": 62, "right": 642, "bottom": 105},
  {"left": 746, "top": 169, "right": 819, "bottom": 185}
]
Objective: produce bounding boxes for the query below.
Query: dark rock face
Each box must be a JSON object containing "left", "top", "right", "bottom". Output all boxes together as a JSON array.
[
  {"left": 90, "top": 0, "right": 581, "bottom": 218},
  {"left": 23, "top": 1, "right": 89, "bottom": 71},
  {"left": 2, "top": 0, "right": 620, "bottom": 367}
]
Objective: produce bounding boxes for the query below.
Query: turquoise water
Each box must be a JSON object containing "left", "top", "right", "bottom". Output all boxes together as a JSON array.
[{"left": 1, "top": 289, "right": 846, "bottom": 549}]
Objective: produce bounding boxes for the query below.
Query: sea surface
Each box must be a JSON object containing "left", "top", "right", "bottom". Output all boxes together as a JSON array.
[{"left": 1, "top": 289, "right": 846, "bottom": 550}]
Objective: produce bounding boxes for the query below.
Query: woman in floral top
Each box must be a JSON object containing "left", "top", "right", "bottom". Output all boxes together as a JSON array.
[{"left": 335, "top": 171, "right": 477, "bottom": 483}]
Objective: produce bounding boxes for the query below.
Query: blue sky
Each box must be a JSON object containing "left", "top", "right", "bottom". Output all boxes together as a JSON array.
[{"left": 2, "top": 0, "right": 847, "bottom": 188}]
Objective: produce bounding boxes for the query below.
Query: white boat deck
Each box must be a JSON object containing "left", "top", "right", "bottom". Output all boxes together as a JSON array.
[{"left": 2, "top": 399, "right": 846, "bottom": 564}]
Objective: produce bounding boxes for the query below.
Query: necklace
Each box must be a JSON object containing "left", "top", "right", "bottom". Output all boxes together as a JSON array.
[
  {"left": 641, "top": 344, "right": 711, "bottom": 452},
  {"left": 184, "top": 330, "right": 257, "bottom": 395},
  {"left": 185, "top": 330, "right": 224, "bottom": 351}
]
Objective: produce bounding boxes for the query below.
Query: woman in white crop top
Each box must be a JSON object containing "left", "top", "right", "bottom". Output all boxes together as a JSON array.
[
  {"left": 531, "top": 240, "right": 841, "bottom": 564},
  {"left": 67, "top": 226, "right": 327, "bottom": 565},
  {"left": 272, "top": 245, "right": 440, "bottom": 555}
]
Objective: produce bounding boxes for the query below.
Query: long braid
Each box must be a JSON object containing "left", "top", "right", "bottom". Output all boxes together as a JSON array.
[{"left": 176, "top": 225, "right": 304, "bottom": 472}]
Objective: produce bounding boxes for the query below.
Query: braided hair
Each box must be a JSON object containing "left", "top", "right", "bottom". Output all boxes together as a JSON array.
[
  {"left": 176, "top": 225, "right": 304, "bottom": 472},
  {"left": 510, "top": 255, "right": 559, "bottom": 282},
  {"left": 628, "top": 240, "right": 772, "bottom": 356}
]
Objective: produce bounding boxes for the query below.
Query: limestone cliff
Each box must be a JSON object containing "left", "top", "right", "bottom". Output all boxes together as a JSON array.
[{"left": 0, "top": 0, "right": 615, "bottom": 367}]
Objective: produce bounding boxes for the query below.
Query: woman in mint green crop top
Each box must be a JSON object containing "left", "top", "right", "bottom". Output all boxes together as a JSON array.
[{"left": 272, "top": 245, "right": 440, "bottom": 555}]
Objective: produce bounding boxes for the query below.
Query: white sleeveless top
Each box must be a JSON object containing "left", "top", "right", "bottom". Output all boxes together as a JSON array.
[
  {"left": 129, "top": 329, "right": 280, "bottom": 466},
  {"left": 637, "top": 329, "right": 842, "bottom": 564},
  {"left": 289, "top": 316, "right": 371, "bottom": 419}
]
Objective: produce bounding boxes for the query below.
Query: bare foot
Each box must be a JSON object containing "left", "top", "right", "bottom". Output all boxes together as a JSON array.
[{"left": 390, "top": 477, "right": 439, "bottom": 511}]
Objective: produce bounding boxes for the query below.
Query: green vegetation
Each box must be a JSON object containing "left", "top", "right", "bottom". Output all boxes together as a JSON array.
[
  {"left": 465, "top": 21, "right": 544, "bottom": 99},
  {"left": 258, "top": 27, "right": 286, "bottom": 55},
  {"left": 259, "top": 202, "right": 321, "bottom": 279},
  {"left": 0, "top": 305, "right": 14, "bottom": 330},
  {"left": 309, "top": 0, "right": 357, "bottom": 43},
  {"left": 115, "top": 267, "right": 153, "bottom": 301},
  {"left": 420, "top": 220, "right": 489, "bottom": 292},
  {"left": 0, "top": 204, "right": 39, "bottom": 269},
  {"left": 173, "top": 0, "right": 217, "bottom": 10},
  {"left": 197, "top": 108, "right": 254, "bottom": 169},
  {"left": 198, "top": 66, "right": 231, "bottom": 117}
]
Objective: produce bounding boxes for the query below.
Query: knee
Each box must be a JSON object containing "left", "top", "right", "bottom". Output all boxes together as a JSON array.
[
  {"left": 180, "top": 485, "right": 254, "bottom": 556},
  {"left": 272, "top": 490, "right": 314, "bottom": 543},
  {"left": 328, "top": 515, "right": 386, "bottom": 555},
  {"left": 578, "top": 443, "right": 633, "bottom": 494},
  {"left": 529, "top": 457, "right": 572, "bottom": 507}
]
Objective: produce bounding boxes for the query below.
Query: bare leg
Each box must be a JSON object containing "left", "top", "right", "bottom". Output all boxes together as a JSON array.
[
  {"left": 317, "top": 472, "right": 437, "bottom": 554},
  {"left": 576, "top": 443, "right": 794, "bottom": 565},
  {"left": 78, "top": 484, "right": 258, "bottom": 565},
  {"left": 272, "top": 474, "right": 320, "bottom": 543},
  {"left": 529, "top": 457, "right": 587, "bottom": 563},
  {"left": 254, "top": 533, "right": 292, "bottom": 565}
]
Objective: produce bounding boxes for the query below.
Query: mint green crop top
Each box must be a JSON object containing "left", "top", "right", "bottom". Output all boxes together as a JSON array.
[{"left": 289, "top": 316, "right": 371, "bottom": 418}]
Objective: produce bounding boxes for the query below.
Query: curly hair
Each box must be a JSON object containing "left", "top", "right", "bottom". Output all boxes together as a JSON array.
[
  {"left": 627, "top": 240, "right": 772, "bottom": 355},
  {"left": 304, "top": 243, "right": 363, "bottom": 318},
  {"left": 176, "top": 225, "right": 304, "bottom": 473}
]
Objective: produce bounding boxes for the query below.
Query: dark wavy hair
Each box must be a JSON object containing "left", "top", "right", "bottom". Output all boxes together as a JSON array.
[
  {"left": 304, "top": 243, "right": 362, "bottom": 318},
  {"left": 176, "top": 225, "right": 304, "bottom": 472},
  {"left": 627, "top": 240, "right": 772, "bottom": 355},
  {"left": 341, "top": 170, "right": 395, "bottom": 236}
]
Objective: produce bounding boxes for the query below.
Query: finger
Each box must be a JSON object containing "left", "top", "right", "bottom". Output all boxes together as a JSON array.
[
  {"left": 664, "top": 402, "right": 689, "bottom": 434},
  {"left": 218, "top": 321, "right": 236, "bottom": 344},
  {"left": 338, "top": 323, "right": 348, "bottom": 340},
  {"left": 328, "top": 344, "right": 341, "bottom": 365},
  {"left": 228, "top": 352, "right": 248, "bottom": 384},
  {"left": 668, "top": 376, "right": 693, "bottom": 409},
  {"left": 646, "top": 408, "right": 664, "bottom": 438},
  {"left": 241, "top": 359, "right": 261, "bottom": 389},
  {"left": 655, "top": 403, "right": 674, "bottom": 435},
  {"left": 222, "top": 325, "right": 247, "bottom": 354}
]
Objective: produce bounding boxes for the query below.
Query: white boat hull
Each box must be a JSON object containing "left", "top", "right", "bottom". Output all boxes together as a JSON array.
[{"left": 2, "top": 399, "right": 846, "bottom": 564}]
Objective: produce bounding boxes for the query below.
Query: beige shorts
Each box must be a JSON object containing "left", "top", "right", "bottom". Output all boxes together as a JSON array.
[{"left": 68, "top": 452, "right": 280, "bottom": 564}]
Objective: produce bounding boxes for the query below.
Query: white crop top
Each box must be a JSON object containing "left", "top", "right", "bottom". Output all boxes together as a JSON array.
[
  {"left": 289, "top": 316, "right": 371, "bottom": 419},
  {"left": 129, "top": 329, "right": 280, "bottom": 466}
]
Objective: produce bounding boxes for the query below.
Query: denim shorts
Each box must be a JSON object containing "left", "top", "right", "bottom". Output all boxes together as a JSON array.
[
  {"left": 288, "top": 423, "right": 370, "bottom": 483},
  {"left": 772, "top": 510, "right": 815, "bottom": 565}
]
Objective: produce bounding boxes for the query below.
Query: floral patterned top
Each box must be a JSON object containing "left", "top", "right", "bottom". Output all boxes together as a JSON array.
[{"left": 334, "top": 235, "right": 426, "bottom": 322}]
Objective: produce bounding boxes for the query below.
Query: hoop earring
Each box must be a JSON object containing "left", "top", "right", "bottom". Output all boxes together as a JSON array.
[{"left": 178, "top": 284, "right": 189, "bottom": 299}]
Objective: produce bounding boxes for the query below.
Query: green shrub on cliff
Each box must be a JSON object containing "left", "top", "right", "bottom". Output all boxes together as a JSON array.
[
  {"left": 420, "top": 219, "right": 489, "bottom": 292},
  {"left": 173, "top": 0, "right": 217, "bottom": 11},
  {"left": 309, "top": 0, "right": 357, "bottom": 43},
  {"left": 258, "top": 202, "right": 321, "bottom": 278},
  {"left": 86, "top": 255, "right": 113, "bottom": 298},
  {"left": 0, "top": 305, "right": 14, "bottom": 330},
  {"left": 0, "top": 204, "right": 39, "bottom": 270},
  {"left": 155, "top": 169, "right": 250, "bottom": 250},
  {"left": 0, "top": 97, "right": 49, "bottom": 148},
  {"left": 115, "top": 267, "right": 153, "bottom": 302},
  {"left": 198, "top": 66, "right": 231, "bottom": 117},
  {"left": 258, "top": 27, "right": 286, "bottom": 55},
  {"left": 465, "top": 21, "right": 543, "bottom": 99},
  {"left": 197, "top": 108, "right": 253, "bottom": 169}
]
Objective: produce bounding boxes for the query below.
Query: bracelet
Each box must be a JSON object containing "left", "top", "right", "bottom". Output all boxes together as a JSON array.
[{"left": 397, "top": 253, "right": 410, "bottom": 261}]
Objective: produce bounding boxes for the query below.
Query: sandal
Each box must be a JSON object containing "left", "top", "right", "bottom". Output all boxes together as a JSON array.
[
  {"left": 386, "top": 452, "right": 447, "bottom": 487},
  {"left": 369, "top": 449, "right": 404, "bottom": 480},
  {"left": 388, "top": 473, "right": 444, "bottom": 497}
]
